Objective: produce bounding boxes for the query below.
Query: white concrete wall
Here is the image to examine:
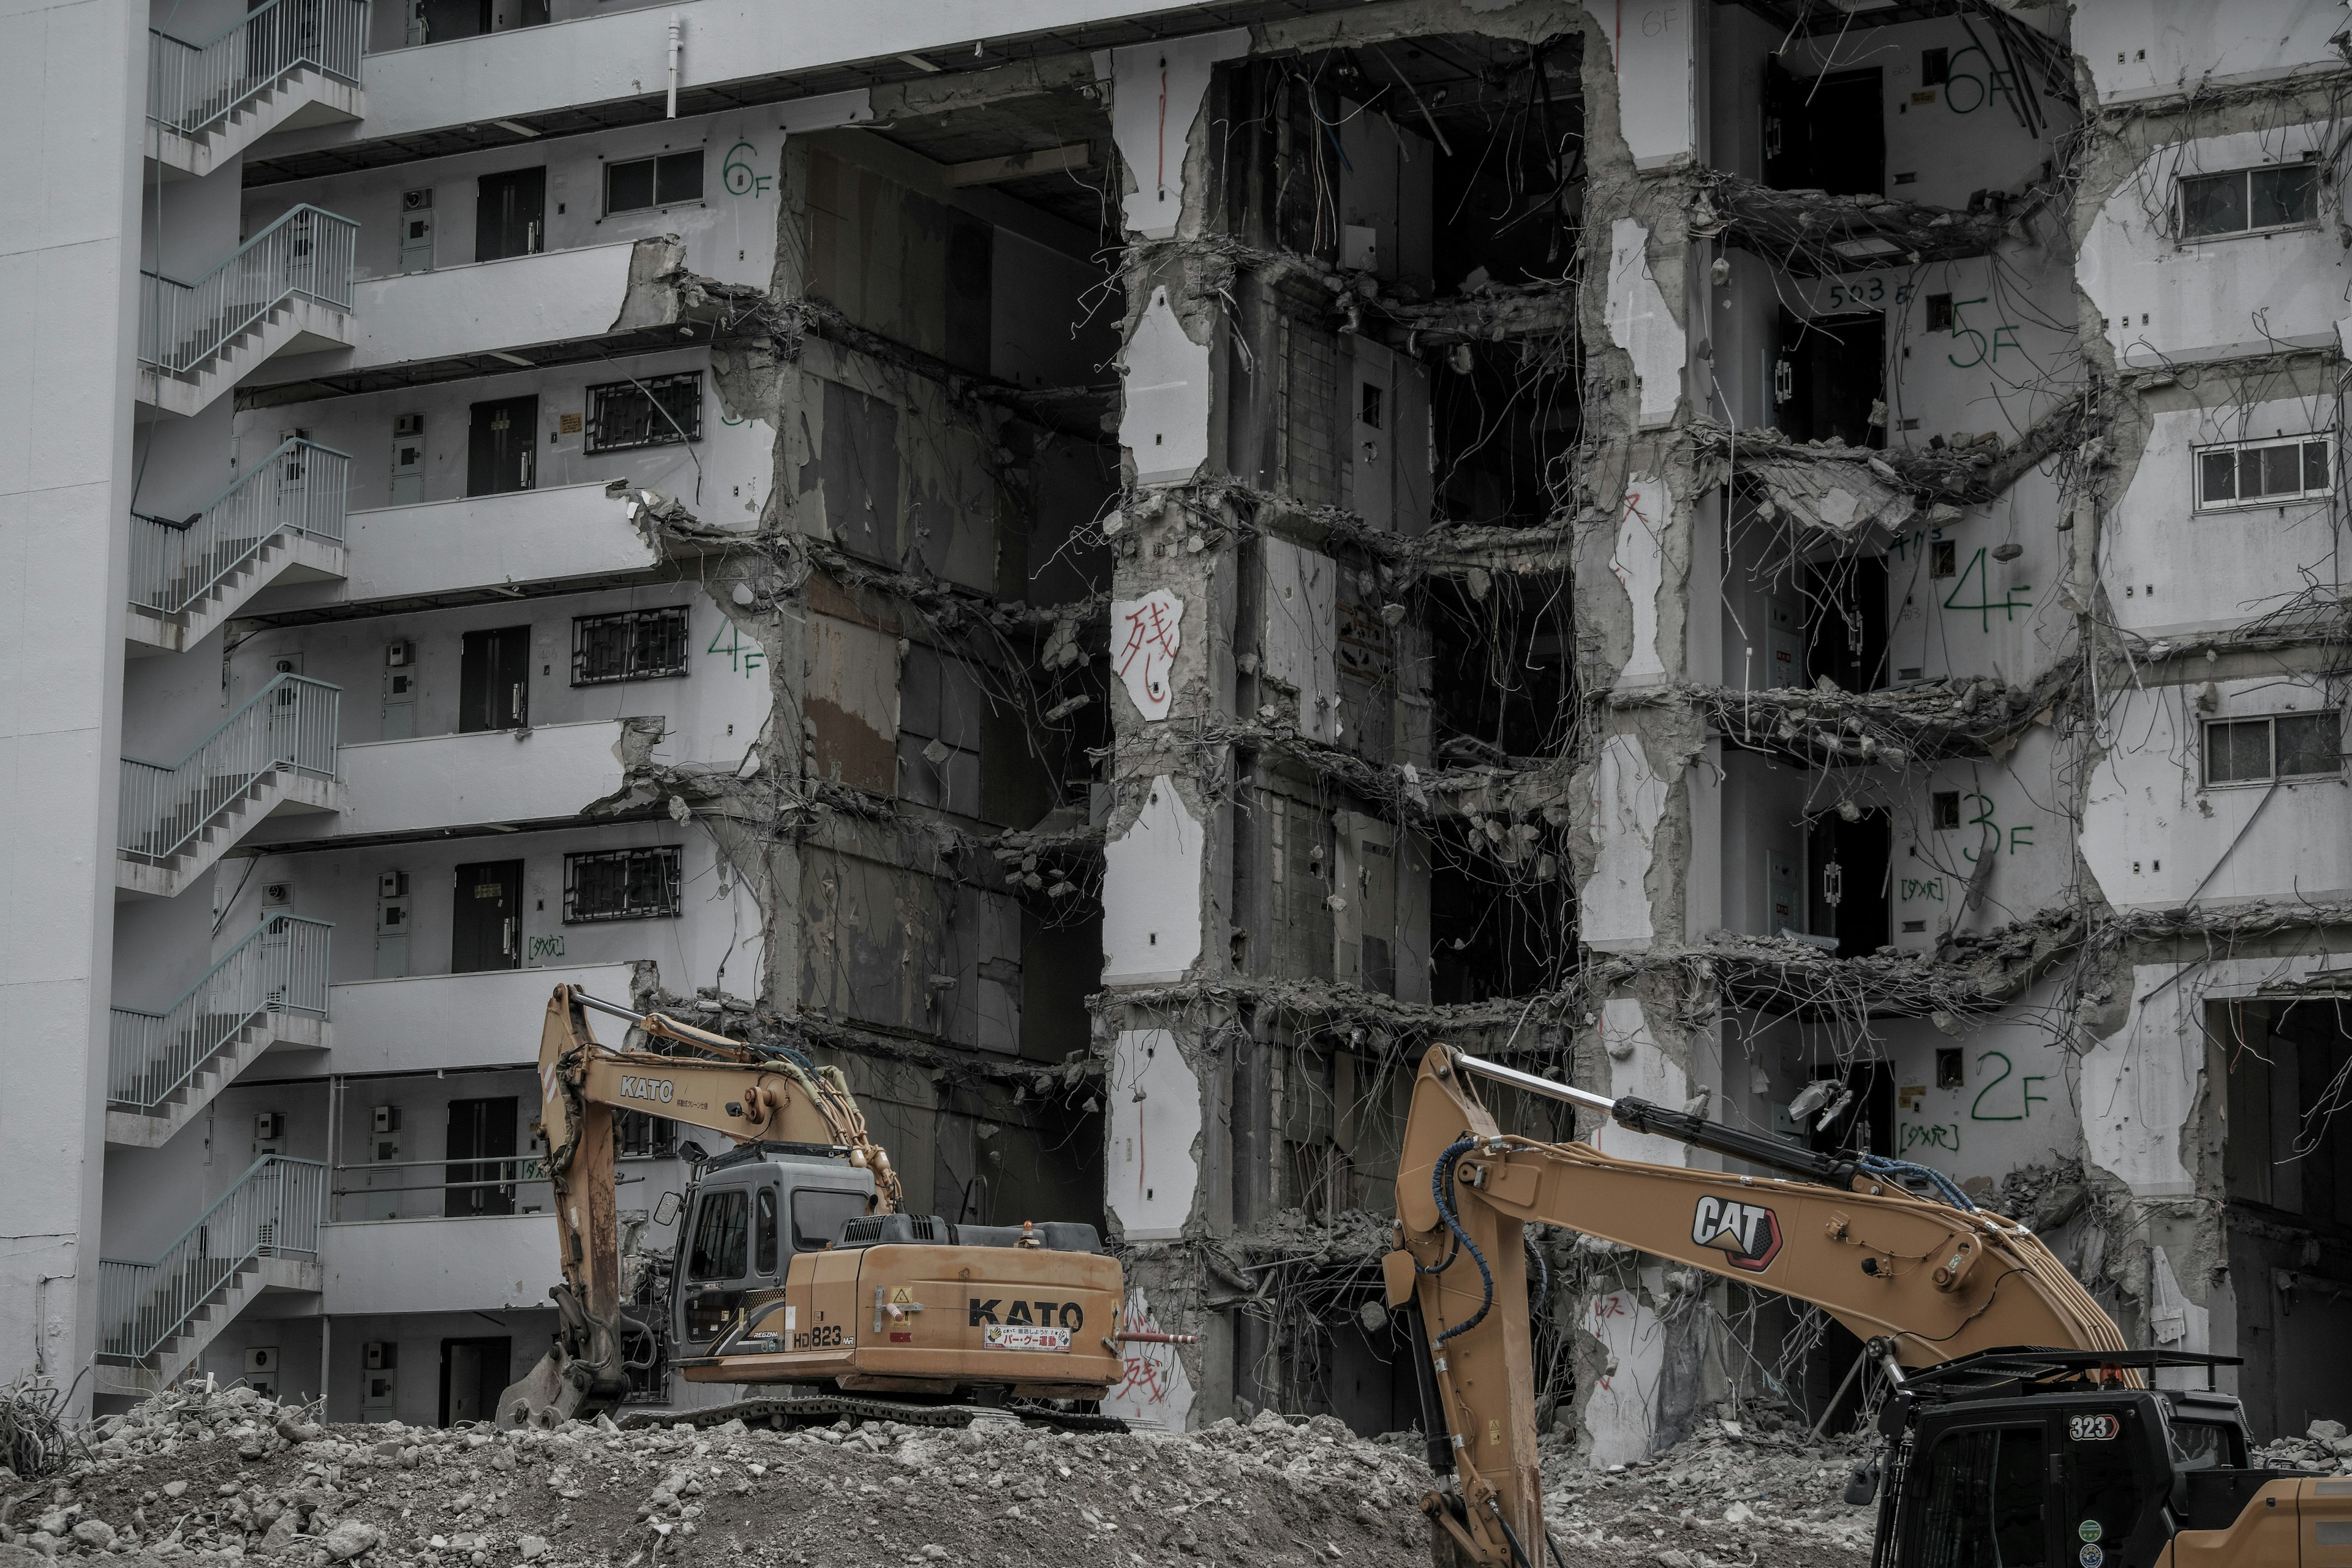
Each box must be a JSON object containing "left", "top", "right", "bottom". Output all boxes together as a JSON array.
[
  {"left": 323, "top": 1213, "right": 560, "bottom": 1314},
  {"left": 2076, "top": 0, "right": 2345, "bottom": 104},
  {"left": 271, "top": 241, "right": 644, "bottom": 375},
  {"left": 326, "top": 963, "right": 641, "bottom": 1073},
  {"left": 0, "top": 0, "right": 145, "bottom": 1393},
  {"left": 270, "top": 718, "right": 632, "bottom": 842}
]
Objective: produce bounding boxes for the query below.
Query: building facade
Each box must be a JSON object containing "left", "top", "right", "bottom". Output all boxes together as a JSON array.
[{"left": 1, "top": 0, "right": 2345, "bottom": 1449}]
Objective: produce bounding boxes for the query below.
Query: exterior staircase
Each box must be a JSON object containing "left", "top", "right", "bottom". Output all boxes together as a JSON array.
[
  {"left": 129, "top": 439, "right": 350, "bottom": 654},
  {"left": 116, "top": 673, "right": 342, "bottom": 899},
  {"left": 146, "top": 0, "right": 366, "bottom": 179},
  {"left": 107, "top": 916, "right": 333, "bottom": 1148},
  {"left": 96, "top": 1157, "right": 325, "bottom": 1400},
  {"left": 138, "top": 206, "right": 358, "bottom": 418}
]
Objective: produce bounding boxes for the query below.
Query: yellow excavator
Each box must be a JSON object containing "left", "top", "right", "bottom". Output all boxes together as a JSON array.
[
  {"left": 1388, "top": 1044, "right": 2352, "bottom": 1568},
  {"left": 499, "top": 985, "right": 1153, "bottom": 1431}
]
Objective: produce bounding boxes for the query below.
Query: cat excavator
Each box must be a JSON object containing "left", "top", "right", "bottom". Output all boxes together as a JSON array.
[
  {"left": 498, "top": 985, "right": 1143, "bottom": 1431},
  {"left": 1388, "top": 1044, "right": 2351, "bottom": 1568}
]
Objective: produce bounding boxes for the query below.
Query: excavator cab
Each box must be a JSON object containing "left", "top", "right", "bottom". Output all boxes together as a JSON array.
[{"left": 669, "top": 1144, "right": 876, "bottom": 1356}]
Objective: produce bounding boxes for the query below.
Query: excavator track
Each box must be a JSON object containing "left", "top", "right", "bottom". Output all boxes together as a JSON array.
[{"left": 619, "top": 1393, "right": 1129, "bottom": 1435}]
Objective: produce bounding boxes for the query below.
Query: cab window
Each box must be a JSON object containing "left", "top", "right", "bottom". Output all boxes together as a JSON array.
[
  {"left": 754, "top": 1186, "right": 779, "bottom": 1276},
  {"left": 1912, "top": 1426, "right": 2048, "bottom": 1568},
  {"left": 2166, "top": 1420, "right": 2237, "bottom": 1471},
  {"left": 790, "top": 1188, "right": 869, "bottom": 1251},
  {"left": 685, "top": 1188, "right": 748, "bottom": 1281}
]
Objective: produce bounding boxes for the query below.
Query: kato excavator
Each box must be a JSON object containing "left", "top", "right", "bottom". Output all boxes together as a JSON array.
[
  {"left": 498, "top": 985, "right": 1142, "bottom": 1431},
  {"left": 1388, "top": 1044, "right": 2351, "bottom": 1568}
]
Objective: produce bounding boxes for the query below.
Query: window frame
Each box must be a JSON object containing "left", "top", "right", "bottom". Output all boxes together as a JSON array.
[
  {"left": 562, "top": 845, "right": 684, "bottom": 924},
  {"left": 571, "top": 605, "right": 692, "bottom": 687},
  {"left": 2176, "top": 160, "right": 2322, "bottom": 243},
  {"left": 2200, "top": 710, "right": 2343, "bottom": 789},
  {"left": 2192, "top": 432, "right": 2334, "bottom": 511},
  {"left": 584, "top": 371, "right": 703, "bottom": 456},
  {"left": 603, "top": 149, "right": 707, "bottom": 217},
  {"left": 684, "top": 1187, "right": 748, "bottom": 1282}
]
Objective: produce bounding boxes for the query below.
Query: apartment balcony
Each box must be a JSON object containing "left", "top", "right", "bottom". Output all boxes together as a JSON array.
[
  {"left": 148, "top": 0, "right": 366, "bottom": 179},
  {"left": 138, "top": 206, "right": 358, "bottom": 417},
  {"left": 95, "top": 1156, "right": 325, "bottom": 1400},
  {"left": 243, "top": 481, "right": 662, "bottom": 619},
  {"left": 325, "top": 962, "right": 640, "bottom": 1076},
  {"left": 256, "top": 239, "right": 684, "bottom": 401},
  {"left": 107, "top": 916, "right": 333, "bottom": 1149},
  {"left": 116, "top": 674, "right": 343, "bottom": 900},
  {"left": 247, "top": 718, "right": 636, "bottom": 851},
  {"left": 129, "top": 439, "right": 350, "bottom": 654}
]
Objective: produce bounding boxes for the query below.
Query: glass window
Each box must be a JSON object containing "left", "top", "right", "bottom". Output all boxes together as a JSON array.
[
  {"left": 2166, "top": 1420, "right": 2237, "bottom": 1471},
  {"left": 615, "top": 1110, "right": 674, "bottom": 1159},
  {"left": 573, "top": 606, "right": 690, "bottom": 685},
  {"left": 754, "top": 1186, "right": 779, "bottom": 1276},
  {"left": 2198, "top": 450, "right": 2239, "bottom": 505},
  {"left": 2276, "top": 712, "right": 2339, "bottom": 777},
  {"left": 685, "top": 1188, "right": 748, "bottom": 1281},
  {"left": 790, "top": 1188, "right": 870, "bottom": 1251},
  {"left": 2181, "top": 164, "right": 2318, "bottom": 238},
  {"left": 2206, "top": 719, "right": 2273, "bottom": 786},
  {"left": 564, "top": 846, "right": 682, "bottom": 923},
  {"left": 1910, "top": 1427, "right": 2049, "bottom": 1568},
  {"left": 586, "top": 372, "right": 702, "bottom": 454},
  {"left": 2197, "top": 434, "right": 2335, "bottom": 508},
  {"left": 605, "top": 151, "right": 704, "bottom": 214}
]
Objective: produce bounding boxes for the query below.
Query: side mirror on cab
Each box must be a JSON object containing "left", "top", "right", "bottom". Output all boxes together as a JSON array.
[
  {"left": 1844, "top": 1458, "right": 1881, "bottom": 1507},
  {"left": 653, "top": 1191, "right": 682, "bottom": 1227}
]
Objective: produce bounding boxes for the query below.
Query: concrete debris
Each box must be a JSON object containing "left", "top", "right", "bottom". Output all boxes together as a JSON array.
[
  {"left": 1735, "top": 454, "right": 1915, "bottom": 541},
  {"left": 2253, "top": 1425, "right": 2352, "bottom": 1472},
  {"left": 7, "top": 1385, "right": 1442, "bottom": 1568},
  {"left": 1687, "top": 169, "right": 2029, "bottom": 276}
]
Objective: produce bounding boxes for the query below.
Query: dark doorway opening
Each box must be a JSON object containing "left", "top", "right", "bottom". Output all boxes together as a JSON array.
[
  {"left": 1764, "top": 64, "right": 1886, "bottom": 196},
  {"left": 1775, "top": 311, "right": 1885, "bottom": 448},
  {"left": 437, "top": 1336, "right": 511, "bottom": 1427},
  {"left": 458, "top": 625, "right": 530, "bottom": 733},
  {"left": 466, "top": 395, "right": 538, "bottom": 496},
  {"left": 444, "top": 1095, "right": 518, "bottom": 1217},
  {"left": 1808, "top": 809, "right": 1891, "bottom": 958},
  {"left": 473, "top": 167, "right": 546, "bottom": 262},
  {"left": 1804, "top": 555, "right": 1890, "bottom": 693},
  {"left": 451, "top": 859, "right": 522, "bottom": 973}
]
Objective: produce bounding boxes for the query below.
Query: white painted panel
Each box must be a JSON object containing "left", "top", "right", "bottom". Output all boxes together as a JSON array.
[
  {"left": 1591, "top": 998, "right": 1690, "bottom": 1167},
  {"left": 1611, "top": 474, "right": 1670, "bottom": 687},
  {"left": 1101, "top": 1284, "right": 1196, "bottom": 1429},
  {"left": 1582, "top": 0, "right": 1694, "bottom": 168},
  {"left": 2082, "top": 965, "right": 2212, "bottom": 1198},
  {"left": 1105, "top": 1029, "right": 1199, "bottom": 1242},
  {"left": 1101, "top": 777, "right": 1204, "bottom": 984},
  {"left": 1120, "top": 286, "right": 1212, "bottom": 484},
  {"left": 323, "top": 1213, "right": 560, "bottom": 1313},
  {"left": 279, "top": 243, "right": 641, "bottom": 375},
  {"left": 266, "top": 719, "right": 632, "bottom": 842},
  {"left": 1107, "top": 30, "right": 1248, "bottom": 238},
  {"left": 2075, "top": 0, "right": 2342, "bottom": 104},
  {"left": 1607, "top": 219, "right": 1684, "bottom": 428},
  {"left": 1581, "top": 733, "right": 1670, "bottom": 952},
  {"left": 326, "top": 962, "right": 638, "bottom": 1075},
  {"left": 1579, "top": 1270, "right": 1667, "bottom": 1468}
]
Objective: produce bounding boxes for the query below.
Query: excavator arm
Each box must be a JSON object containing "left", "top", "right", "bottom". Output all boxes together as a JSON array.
[
  {"left": 1388, "top": 1044, "right": 2125, "bottom": 1567},
  {"left": 501, "top": 985, "right": 901, "bottom": 1428}
]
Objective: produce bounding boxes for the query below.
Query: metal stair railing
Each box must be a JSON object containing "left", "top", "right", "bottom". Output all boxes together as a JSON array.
[
  {"left": 98, "top": 1156, "right": 325, "bottom": 1364},
  {"left": 108, "top": 916, "right": 331, "bottom": 1114},
  {"left": 118, "top": 674, "right": 341, "bottom": 867},
  {"left": 131, "top": 439, "right": 352, "bottom": 616},
  {"left": 139, "top": 205, "right": 358, "bottom": 380},
  {"left": 148, "top": 0, "right": 365, "bottom": 141}
]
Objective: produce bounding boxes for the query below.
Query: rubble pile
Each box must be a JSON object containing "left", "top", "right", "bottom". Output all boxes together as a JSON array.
[
  {"left": 2254, "top": 1420, "right": 2352, "bottom": 1474},
  {"left": 0, "top": 1385, "right": 1436, "bottom": 1568},
  {"left": 1537, "top": 1415, "right": 1877, "bottom": 1568}
]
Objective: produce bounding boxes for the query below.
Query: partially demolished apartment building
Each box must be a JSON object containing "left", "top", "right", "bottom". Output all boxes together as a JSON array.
[{"left": 7, "top": 0, "right": 2350, "bottom": 1450}]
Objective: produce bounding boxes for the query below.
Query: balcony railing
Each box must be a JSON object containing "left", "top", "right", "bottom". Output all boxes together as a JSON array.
[
  {"left": 98, "top": 1156, "right": 325, "bottom": 1363},
  {"left": 108, "top": 916, "right": 331, "bottom": 1113},
  {"left": 148, "top": 0, "right": 365, "bottom": 140},
  {"left": 131, "top": 439, "right": 351, "bottom": 616},
  {"left": 140, "top": 205, "right": 358, "bottom": 377},
  {"left": 119, "top": 673, "right": 340, "bottom": 865}
]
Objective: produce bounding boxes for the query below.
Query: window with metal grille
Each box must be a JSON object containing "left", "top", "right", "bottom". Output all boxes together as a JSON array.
[
  {"left": 572, "top": 606, "right": 690, "bottom": 685},
  {"left": 605, "top": 151, "right": 704, "bottom": 216},
  {"left": 2203, "top": 711, "right": 2341, "bottom": 787},
  {"left": 2195, "top": 434, "right": 2332, "bottom": 508},
  {"left": 616, "top": 1109, "right": 676, "bottom": 1159},
  {"left": 2179, "top": 161, "right": 2319, "bottom": 239},
  {"left": 564, "top": 846, "right": 682, "bottom": 922},
  {"left": 585, "top": 372, "right": 702, "bottom": 454}
]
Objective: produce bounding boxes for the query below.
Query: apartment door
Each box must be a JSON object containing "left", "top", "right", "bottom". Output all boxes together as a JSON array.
[
  {"left": 458, "top": 626, "right": 529, "bottom": 733},
  {"left": 443, "top": 1096, "right": 518, "bottom": 1218},
  {"left": 474, "top": 167, "right": 545, "bottom": 262},
  {"left": 1763, "top": 62, "right": 1885, "bottom": 196},
  {"left": 466, "top": 395, "right": 537, "bottom": 496},
  {"left": 1804, "top": 555, "right": 1890, "bottom": 693},
  {"left": 1807, "top": 809, "right": 1891, "bottom": 959},
  {"left": 1775, "top": 310, "right": 1885, "bottom": 448},
  {"left": 437, "top": 1336, "right": 511, "bottom": 1426},
  {"left": 451, "top": 859, "right": 523, "bottom": 973}
]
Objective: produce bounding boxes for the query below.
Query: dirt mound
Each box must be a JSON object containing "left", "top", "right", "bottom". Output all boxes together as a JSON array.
[{"left": 1, "top": 1384, "right": 1436, "bottom": 1568}]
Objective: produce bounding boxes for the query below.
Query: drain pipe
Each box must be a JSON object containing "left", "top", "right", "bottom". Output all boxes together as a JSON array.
[{"left": 665, "top": 14, "right": 681, "bottom": 118}]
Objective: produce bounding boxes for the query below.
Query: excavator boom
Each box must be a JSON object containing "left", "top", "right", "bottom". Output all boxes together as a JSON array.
[{"left": 1388, "top": 1044, "right": 2127, "bottom": 1566}]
